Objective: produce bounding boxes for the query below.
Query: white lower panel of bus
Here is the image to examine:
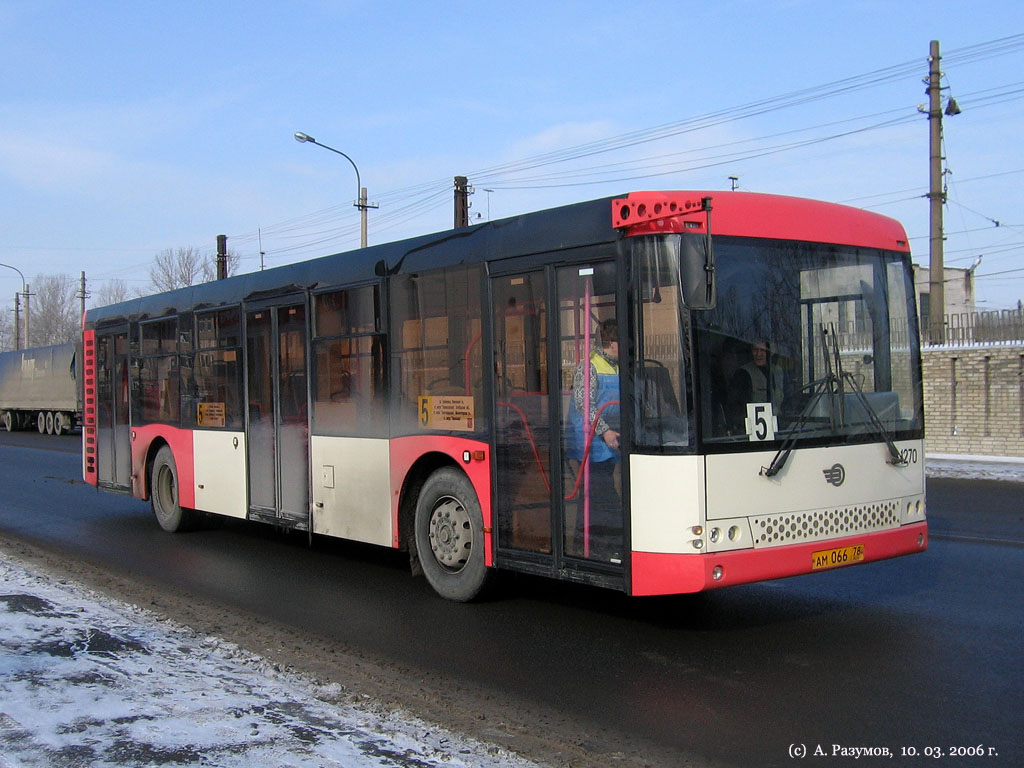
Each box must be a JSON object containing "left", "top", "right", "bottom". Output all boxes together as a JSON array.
[
  {"left": 703, "top": 440, "right": 926, "bottom": 553},
  {"left": 629, "top": 441, "right": 925, "bottom": 556},
  {"left": 193, "top": 430, "right": 247, "bottom": 519},
  {"left": 310, "top": 436, "right": 392, "bottom": 547},
  {"left": 630, "top": 454, "right": 705, "bottom": 554}
]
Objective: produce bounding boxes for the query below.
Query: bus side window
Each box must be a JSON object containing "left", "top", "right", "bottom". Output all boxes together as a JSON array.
[
  {"left": 390, "top": 266, "right": 486, "bottom": 436},
  {"left": 312, "top": 285, "right": 387, "bottom": 437}
]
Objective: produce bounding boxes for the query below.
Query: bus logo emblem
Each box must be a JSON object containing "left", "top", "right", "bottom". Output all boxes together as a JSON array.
[{"left": 823, "top": 464, "right": 846, "bottom": 486}]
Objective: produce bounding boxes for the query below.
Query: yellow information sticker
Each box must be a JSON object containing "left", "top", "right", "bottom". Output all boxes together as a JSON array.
[
  {"left": 418, "top": 396, "right": 474, "bottom": 431},
  {"left": 197, "top": 402, "right": 226, "bottom": 428}
]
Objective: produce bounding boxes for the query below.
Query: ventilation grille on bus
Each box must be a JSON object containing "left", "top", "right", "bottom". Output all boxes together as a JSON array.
[{"left": 750, "top": 501, "right": 901, "bottom": 548}]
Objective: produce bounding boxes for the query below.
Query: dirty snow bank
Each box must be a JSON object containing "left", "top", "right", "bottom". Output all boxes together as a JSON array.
[
  {"left": 0, "top": 553, "right": 544, "bottom": 768},
  {"left": 926, "top": 455, "right": 1024, "bottom": 482}
]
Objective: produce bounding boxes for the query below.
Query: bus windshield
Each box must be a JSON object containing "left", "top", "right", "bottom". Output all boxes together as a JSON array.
[{"left": 692, "top": 236, "right": 923, "bottom": 447}]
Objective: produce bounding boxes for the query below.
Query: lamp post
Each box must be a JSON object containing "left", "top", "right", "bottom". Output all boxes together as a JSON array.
[
  {"left": 294, "top": 132, "right": 377, "bottom": 249},
  {"left": 0, "top": 262, "right": 28, "bottom": 349}
]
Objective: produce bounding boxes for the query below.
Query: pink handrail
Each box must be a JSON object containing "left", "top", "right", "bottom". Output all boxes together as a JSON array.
[{"left": 496, "top": 399, "right": 620, "bottom": 502}]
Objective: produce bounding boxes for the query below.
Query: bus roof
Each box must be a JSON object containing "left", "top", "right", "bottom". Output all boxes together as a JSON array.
[{"left": 86, "top": 191, "right": 910, "bottom": 327}]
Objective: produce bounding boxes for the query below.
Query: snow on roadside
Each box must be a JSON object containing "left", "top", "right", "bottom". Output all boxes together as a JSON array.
[
  {"left": 926, "top": 456, "right": 1024, "bottom": 483},
  {"left": 0, "top": 553, "right": 544, "bottom": 768}
]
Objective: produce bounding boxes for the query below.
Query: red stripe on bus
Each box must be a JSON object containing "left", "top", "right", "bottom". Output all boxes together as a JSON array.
[
  {"left": 389, "top": 435, "right": 493, "bottom": 565},
  {"left": 631, "top": 523, "right": 928, "bottom": 596},
  {"left": 130, "top": 425, "right": 196, "bottom": 507}
]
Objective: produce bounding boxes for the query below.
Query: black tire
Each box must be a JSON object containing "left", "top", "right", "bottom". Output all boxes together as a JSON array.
[
  {"left": 151, "top": 446, "right": 197, "bottom": 532},
  {"left": 53, "top": 412, "right": 67, "bottom": 436},
  {"left": 414, "top": 467, "right": 491, "bottom": 602},
  {"left": 2, "top": 411, "right": 12, "bottom": 432},
  {"left": 37, "top": 411, "right": 46, "bottom": 434}
]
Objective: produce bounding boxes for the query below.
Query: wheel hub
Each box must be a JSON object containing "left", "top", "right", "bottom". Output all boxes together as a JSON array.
[{"left": 428, "top": 496, "right": 471, "bottom": 570}]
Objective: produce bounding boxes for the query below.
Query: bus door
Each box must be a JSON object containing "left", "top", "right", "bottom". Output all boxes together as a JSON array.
[
  {"left": 95, "top": 329, "right": 132, "bottom": 492},
  {"left": 491, "top": 260, "right": 624, "bottom": 574},
  {"left": 245, "top": 300, "right": 310, "bottom": 528}
]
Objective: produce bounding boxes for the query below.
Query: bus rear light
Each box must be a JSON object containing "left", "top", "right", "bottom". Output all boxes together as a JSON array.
[
  {"left": 691, "top": 539, "right": 704, "bottom": 550},
  {"left": 691, "top": 525, "right": 703, "bottom": 536},
  {"left": 709, "top": 528, "right": 721, "bottom": 544}
]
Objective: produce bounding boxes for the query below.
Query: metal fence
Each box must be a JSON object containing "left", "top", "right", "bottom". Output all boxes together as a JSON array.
[{"left": 924, "top": 309, "right": 1024, "bottom": 347}]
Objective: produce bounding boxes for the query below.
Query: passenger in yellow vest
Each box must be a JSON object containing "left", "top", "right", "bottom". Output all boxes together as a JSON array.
[
  {"left": 731, "top": 340, "right": 784, "bottom": 414},
  {"left": 569, "top": 319, "right": 621, "bottom": 561}
]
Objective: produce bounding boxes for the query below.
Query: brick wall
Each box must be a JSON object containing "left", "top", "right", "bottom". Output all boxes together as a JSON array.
[{"left": 923, "top": 344, "right": 1024, "bottom": 456}]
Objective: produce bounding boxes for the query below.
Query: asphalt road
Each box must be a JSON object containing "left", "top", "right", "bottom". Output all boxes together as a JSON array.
[{"left": 0, "top": 431, "right": 1021, "bottom": 768}]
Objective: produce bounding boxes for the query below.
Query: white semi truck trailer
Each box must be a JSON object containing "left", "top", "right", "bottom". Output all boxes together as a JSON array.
[{"left": 0, "top": 343, "right": 82, "bottom": 435}]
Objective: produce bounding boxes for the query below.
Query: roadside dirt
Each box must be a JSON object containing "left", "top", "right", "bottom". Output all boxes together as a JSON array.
[{"left": 0, "top": 533, "right": 693, "bottom": 768}]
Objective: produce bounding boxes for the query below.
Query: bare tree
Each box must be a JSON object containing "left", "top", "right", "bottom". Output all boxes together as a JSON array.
[
  {"left": 0, "top": 303, "right": 13, "bottom": 352},
  {"left": 150, "top": 247, "right": 206, "bottom": 292},
  {"left": 150, "top": 247, "right": 242, "bottom": 292},
  {"left": 29, "top": 274, "right": 79, "bottom": 346},
  {"left": 93, "top": 278, "right": 136, "bottom": 307}
]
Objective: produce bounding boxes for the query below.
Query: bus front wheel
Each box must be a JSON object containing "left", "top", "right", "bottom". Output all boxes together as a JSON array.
[
  {"left": 414, "top": 467, "right": 490, "bottom": 602},
  {"left": 151, "top": 446, "right": 197, "bottom": 533}
]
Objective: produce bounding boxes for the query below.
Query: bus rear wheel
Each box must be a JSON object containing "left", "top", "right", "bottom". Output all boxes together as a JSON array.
[
  {"left": 151, "top": 446, "right": 197, "bottom": 533},
  {"left": 414, "top": 467, "right": 490, "bottom": 602}
]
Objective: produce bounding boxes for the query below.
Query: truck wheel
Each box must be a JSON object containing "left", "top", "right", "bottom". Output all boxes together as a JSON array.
[
  {"left": 2, "top": 412, "right": 12, "bottom": 432},
  {"left": 414, "top": 467, "right": 490, "bottom": 602},
  {"left": 151, "top": 446, "right": 197, "bottom": 533},
  {"left": 45, "top": 411, "right": 55, "bottom": 435},
  {"left": 37, "top": 411, "right": 46, "bottom": 434},
  {"left": 53, "top": 412, "right": 67, "bottom": 436}
]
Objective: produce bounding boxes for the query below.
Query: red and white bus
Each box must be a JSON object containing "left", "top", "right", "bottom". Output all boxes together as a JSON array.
[{"left": 82, "top": 191, "right": 927, "bottom": 601}]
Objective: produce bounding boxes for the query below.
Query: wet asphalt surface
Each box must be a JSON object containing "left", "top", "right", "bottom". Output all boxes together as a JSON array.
[{"left": 0, "top": 430, "right": 1021, "bottom": 767}]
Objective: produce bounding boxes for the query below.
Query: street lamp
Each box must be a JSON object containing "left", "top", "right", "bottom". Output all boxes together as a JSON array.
[
  {"left": 483, "top": 188, "right": 494, "bottom": 221},
  {"left": 294, "top": 132, "right": 377, "bottom": 249},
  {"left": 0, "top": 262, "right": 28, "bottom": 349}
]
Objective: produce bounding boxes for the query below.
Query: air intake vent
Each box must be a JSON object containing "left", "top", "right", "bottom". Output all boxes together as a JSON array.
[{"left": 750, "top": 502, "right": 901, "bottom": 547}]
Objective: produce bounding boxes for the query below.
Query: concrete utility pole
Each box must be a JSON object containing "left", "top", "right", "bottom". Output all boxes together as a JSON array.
[
  {"left": 216, "top": 234, "right": 228, "bottom": 280},
  {"left": 14, "top": 293, "right": 20, "bottom": 350},
  {"left": 454, "top": 176, "right": 470, "bottom": 228},
  {"left": 78, "top": 272, "right": 89, "bottom": 321},
  {"left": 927, "top": 39, "right": 946, "bottom": 344},
  {"left": 23, "top": 283, "right": 30, "bottom": 348},
  {"left": 358, "top": 187, "right": 370, "bottom": 249}
]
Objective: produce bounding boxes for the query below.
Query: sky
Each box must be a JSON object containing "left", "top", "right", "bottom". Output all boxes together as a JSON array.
[{"left": 1, "top": 1, "right": 1022, "bottom": 310}]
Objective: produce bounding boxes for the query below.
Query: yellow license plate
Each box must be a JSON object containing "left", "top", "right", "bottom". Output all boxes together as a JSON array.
[{"left": 812, "top": 544, "right": 864, "bottom": 570}]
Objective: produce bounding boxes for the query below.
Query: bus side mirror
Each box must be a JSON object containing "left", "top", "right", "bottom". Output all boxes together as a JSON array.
[{"left": 680, "top": 233, "right": 716, "bottom": 310}]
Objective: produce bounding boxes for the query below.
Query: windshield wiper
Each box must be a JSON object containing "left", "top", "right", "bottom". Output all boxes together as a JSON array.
[
  {"left": 761, "top": 324, "right": 906, "bottom": 478},
  {"left": 760, "top": 369, "right": 835, "bottom": 478}
]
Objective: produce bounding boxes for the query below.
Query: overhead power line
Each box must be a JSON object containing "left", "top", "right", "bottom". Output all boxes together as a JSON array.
[{"left": 231, "top": 34, "right": 1024, "bottom": 260}]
